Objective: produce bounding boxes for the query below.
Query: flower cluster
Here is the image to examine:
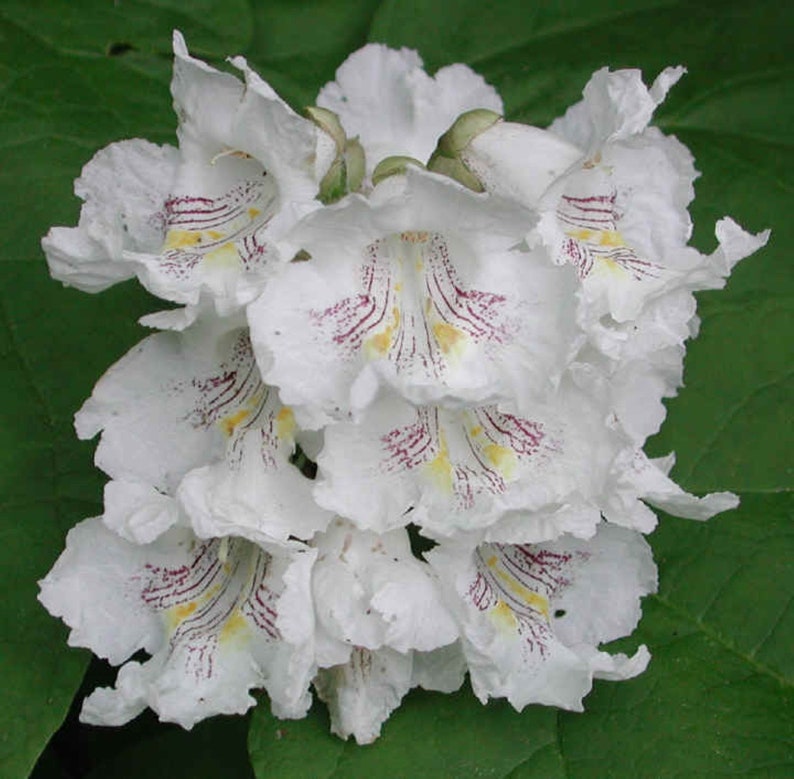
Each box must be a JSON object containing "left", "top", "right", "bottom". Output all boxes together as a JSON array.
[{"left": 39, "top": 34, "right": 768, "bottom": 744}]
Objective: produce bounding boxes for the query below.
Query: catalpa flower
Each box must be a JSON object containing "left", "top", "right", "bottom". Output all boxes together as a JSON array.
[
  {"left": 316, "top": 44, "right": 503, "bottom": 179},
  {"left": 450, "top": 66, "right": 769, "bottom": 334},
  {"left": 249, "top": 166, "right": 579, "bottom": 426},
  {"left": 39, "top": 517, "right": 317, "bottom": 728},
  {"left": 310, "top": 519, "right": 462, "bottom": 743},
  {"left": 75, "top": 316, "right": 330, "bottom": 544},
  {"left": 429, "top": 523, "right": 656, "bottom": 711},
  {"left": 42, "top": 32, "right": 334, "bottom": 327},
  {"left": 39, "top": 34, "right": 769, "bottom": 746}
]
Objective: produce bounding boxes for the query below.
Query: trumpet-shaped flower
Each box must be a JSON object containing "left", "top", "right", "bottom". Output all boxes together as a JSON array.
[
  {"left": 38, "top": 518, "right": 317, "bottom": 728},
  {"left": 429, "top": 523, "right": 656, "bottom": 711},
  {"left": 249, "top": 166, "right": 579, "bottom": 426},
  {"left": 43, "top": 32, "right": 333, "bottom": 326},
  {"left": 76, "top": 317, "right": 330, "bottom": 543},
  {"left": 310, "top": 519, "right": 461, "bottom": 742}
]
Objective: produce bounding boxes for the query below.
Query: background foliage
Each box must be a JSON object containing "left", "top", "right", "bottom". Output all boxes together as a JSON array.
[{"left": 0, "top": 1, "right": 790, "bottom": 776}]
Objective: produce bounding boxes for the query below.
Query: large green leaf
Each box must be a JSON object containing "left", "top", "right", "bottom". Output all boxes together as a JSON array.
[{"left": 0, "top": 0, "right": 788, "bottom": 777}]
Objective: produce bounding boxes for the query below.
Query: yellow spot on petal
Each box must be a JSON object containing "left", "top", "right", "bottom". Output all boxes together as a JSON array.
[
  {"left": 248, "top": 207, "right": 261, "bottom": 220},
  {"left": 206, "top": 229, "right": 224, "bottom": 241},
  {"left": 400, "top": 230, "right": 430, "bottom": 244},
  {"left": 433, "top": 322, "right": 465, "bottom": 354},
  {"left": 167, "top": 601, "right": 197, "bottom": 630},
  {"left": 220, "top": 610, "right": 248, "bottom": 642},
  {"left": 490, "top": 600, "right": 517, "bottom": 630},
  {"left": 164, "top": 229, "right": 203, "bottom": 250},
  {"left": 483, "top": 443, "right": 517, "bottom": 479},
  {"left": 469, "top": 425, "right": 483, "bottom": 438},
  {"left": 203, "top": 242, "right": 241, "bottom": 268},
  {"left": 220, "top": 407, "right": 252, "bottom": 437},
  {"left": 598, "top": 230, "right": 626, "bottom": 248},
  {"left": 568, "top": 228, "right": 596, "bottom": 243},
  {"left": 425, "top": 433, "right": 453, "bottom": 493},
  {"left": 364, "top": 307, "right": 400, "bottom": 358},
  {"left": 276, "top": 407, "right": 296, "bottom": 441}
]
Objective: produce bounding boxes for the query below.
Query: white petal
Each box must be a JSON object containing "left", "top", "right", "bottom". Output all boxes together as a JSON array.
[
  {"left": 314, "top": 647, "right": 413, "bottom": 744},
  {"left": 75, "top": 320, "right": 256, "bottom": 492},
  {"left": 317, "top": 44, "right": 502, "bottom": 172},
  {"left": 40, "top": 517, "right": 316, "bottom": 728},
  {"left": 550, "top": 66, "right": 685, "bottom": 151},
  {"left": 463, "top": 122, "right": 582, "bottom": 207},
  {"left": 311, "top": 519, "right": 457, "bottom": 662},
  {"left": 606, "top": 449, "right": 739, "bottom": 525},
  {"left": 316, "top": 392, "right": 596, "bottom": 539},
  {"left": 103, "top": 480, "right": 181, "bottom": 544},
  {"left": 177, "top": 426, "right": 332, "bottom": 545},
  {"left": 38, "top": 518, "right": 163, "bottom": 665},
  {"left": 41, "top": 140, "right": 178, "bottom": 292}
]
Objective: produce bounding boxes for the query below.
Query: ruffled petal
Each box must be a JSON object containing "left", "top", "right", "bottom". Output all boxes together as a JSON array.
[
  {"left": 41, "top": 139, "right": 179, "bottom": 292},
  {"left": 549, "top": 66, "right": 686, "bottom": 152},
  {"left": 39, "top": 518, "right": 316, "bottom": 728},
  {"left": 249, "top": 167, "right": 578, "bottom": 425},
  {"left": 429, "top": 523, "right": 655, "bottom": 711},
  {"left": 75, "top": 320, "right": 261, "bottom": 492},
  {"left": 606, "top": 450, "right": 739, "bottom": 524},
  {"left": 317, "top": 44, "right": 502, "bottom": 173},
  {"left": 314, "top": 647, "right": 413, "bottom": 744},
  {"left": 311, "top": 519, "right": 458, "bottom": 664},
  {"left": 314, "top": 388, "right": 608, "bottom": 541}
]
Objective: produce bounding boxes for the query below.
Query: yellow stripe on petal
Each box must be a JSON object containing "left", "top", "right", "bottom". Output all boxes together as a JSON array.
[
  {"left": 433, "top": 322, "right": 465, "bottom": 354},
  {"left": 203, "top": 242, "right": 241, "bottom": 268},
  {"left": 164, "top": 229, "right": 203, "bottom": 250},
  {"left": 487, "top": 556, "right": 550, "bottom": 620},
  {"left": 220, "top": 407, "right": 252, "bottom": 437},
  {"left": 364, "top": 307, "right": 400, "bottom": 358},
  {"left": 167, "top": 600, "right": 197, "bottom": 630},
  {"left": 483, "top": 443, "right": 517, "bottom": 479},
  {"left": 220, "top": 610, "right": 249, "bottom": 643},
  {"left": 276, "top": 407, "right": 296, "bottom": 441},
  {"left": 425, "top": 432, "right": 453, "bottom": 493},
  {"left": 490, "top": 600, "right": 517, "bottom": 631}
]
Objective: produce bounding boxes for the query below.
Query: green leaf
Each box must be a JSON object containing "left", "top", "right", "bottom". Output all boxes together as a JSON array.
[{"left": 0, "top": 0, "right": 788, "bottom": 777}]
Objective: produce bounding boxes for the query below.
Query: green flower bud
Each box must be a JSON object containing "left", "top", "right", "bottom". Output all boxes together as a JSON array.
[
  {"left": 428, "top": 108, "right": 501, "bottom": 191},
  {"left": 371, "top": 155, "right": 425, "bottom": 186}
]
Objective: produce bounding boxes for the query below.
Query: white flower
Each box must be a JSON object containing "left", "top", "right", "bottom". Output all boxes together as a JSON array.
[
  {"left": 317, "top": 44, "right": 503, "bottom": 176},
  {"left": 456, "top": 66, "right": 769, "bottom": 331},
  {"left": 314, "top": 387, "right": 599, "bottom": 541},
  {"left": 310, "top": 518, "right": 461, "bottom": 742},
  {"left": 75, "top": 317, "right": 330, "bottom": 543},
  {"left": 249, "top": 166, "right": 579, "bottom": 426},
  {"left": 43, "top": 31, "right": 333, "bottom": 326},
  {"left": 38, "top": 518, "right": 317, "bottom": 728},
  {"left": 429, "top": 523, "right": 656, "bottom": 711}
]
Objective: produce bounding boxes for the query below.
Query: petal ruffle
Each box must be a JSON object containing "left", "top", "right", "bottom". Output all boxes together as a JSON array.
[
  {"left": 39, "top": 518, "right": 316, "bottom": 728},
  {"left": 429, "top": 523, "right": 655, "bottom": 711}
]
